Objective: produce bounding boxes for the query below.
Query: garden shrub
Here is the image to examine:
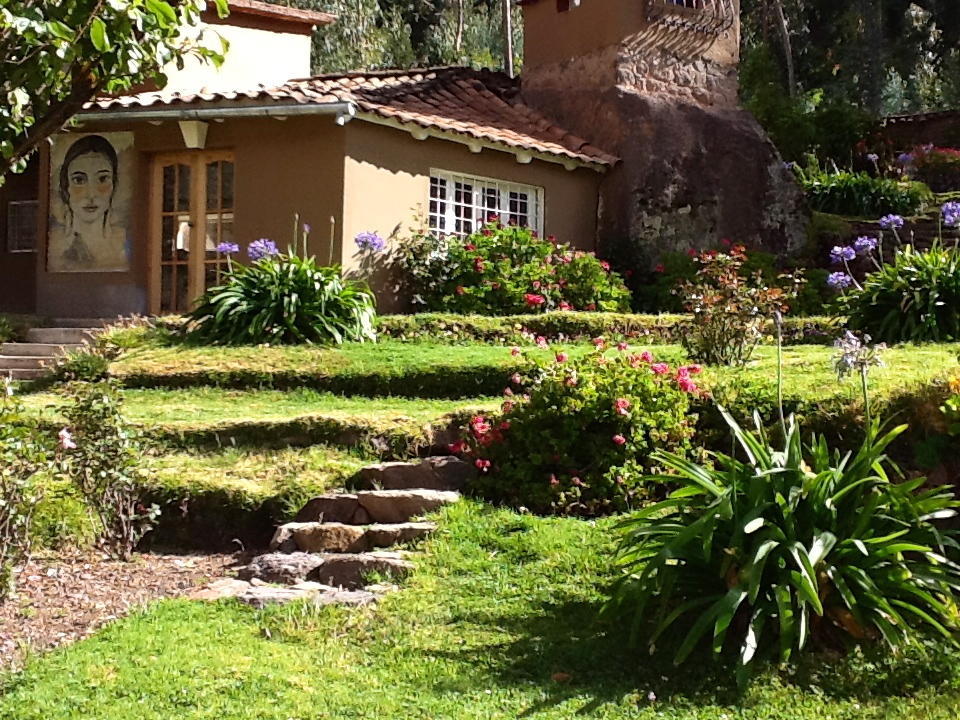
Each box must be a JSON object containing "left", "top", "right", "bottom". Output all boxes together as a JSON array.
[
  {"left": 905, "top": 146, "right": 960, "bottom": 193},
  {"left": 460, "top": 343, "right": 697, "bottom": 515},
  {"left": 793, "top": 159, "right": 932, "bottom": 217},
  {"left": 676, "top": 245, "right": 803, "bottom": 366},
  {"left": 831, "top": 210, "right": 960, "bottom": 343},
  {"left": 188, "top": 243, "right": 376, "bottom": 345},
  {"left": 606, "top": 409, "right": 960, "bottom": 672},
  {"left": 394, "top": 220, "right": 630, "bottom": 315},
  {"left": 50, "top": 345, "right": 115, "bottom": 383},
  {"left": 0, "top": 379, "right": 52, "bottom": 598},
  {"left": 0, "top": 316, "right": 13, "bottom": 344},
  {"left": 57, "top": 381, "right": 158, "bottom": 560}
]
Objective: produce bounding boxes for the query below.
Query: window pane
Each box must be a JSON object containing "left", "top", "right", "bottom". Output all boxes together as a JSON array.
[
  {"left": 7, "top": 201, "right": 38, "bottom": 252},
  {"left": 161, "top": 216, "right": 175, "bottom": 261},
  {"left": 428, "top": 171, "right": 542, "bottom": 237},
  {"left": 176, "top": 164, "right": 191, "bottom": 211},
  {"left": 206, "top": 162, "right": 220, "bottom": 211},
  {"left": 221, "top": 162, "right": 234, "bottom": 210},
  {"left": 162, "top": 166, "right": 175, "bottom": 213}
]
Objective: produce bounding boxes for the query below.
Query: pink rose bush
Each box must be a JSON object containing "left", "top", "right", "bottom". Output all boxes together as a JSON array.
[{"left": 459, "top": 344, "right": 698, "bottom": 515}]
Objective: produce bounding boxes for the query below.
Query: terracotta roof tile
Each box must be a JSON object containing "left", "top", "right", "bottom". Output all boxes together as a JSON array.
[{"left": 84, "top": 67, "right": 618, "bottom": 168}]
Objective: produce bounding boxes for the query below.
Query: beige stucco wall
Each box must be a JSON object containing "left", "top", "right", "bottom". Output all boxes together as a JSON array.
[
  {"left": 36, "top": 115, "right": 346, "bottom": 317},
  {"left": 162, "top": 23, "right": 312, "bottom": 93},
  {"left": 341, "top": 121, "right": 603, "bottom": 310}
]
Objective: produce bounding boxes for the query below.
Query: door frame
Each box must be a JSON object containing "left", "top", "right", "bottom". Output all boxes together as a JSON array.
[{"left": 148, "top": 149, "right": 234, "bottom": 315}]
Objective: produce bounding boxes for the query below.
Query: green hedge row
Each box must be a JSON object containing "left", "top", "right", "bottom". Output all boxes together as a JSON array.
[{"left": 374, "top": 312, "right": 841, "bottom": 345}]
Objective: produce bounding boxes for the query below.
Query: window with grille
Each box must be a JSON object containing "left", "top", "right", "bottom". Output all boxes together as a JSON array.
[
  {"left": 646, "top": 0, "right": 735, "bottom": 32},
  {"left": 6, "top": 200, "right": 38, "bottom": 253},
  {"left": 428, "top": 171, "right": 544, "bottom": 237}
]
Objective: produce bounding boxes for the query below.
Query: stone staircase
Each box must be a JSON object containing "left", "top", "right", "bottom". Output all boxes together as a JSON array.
[
  {"left": 0, "top": 319, "right": 107, "bottom": 381},
  {"left": 191, "top": 456, "right": 473, "bottom": 608}
]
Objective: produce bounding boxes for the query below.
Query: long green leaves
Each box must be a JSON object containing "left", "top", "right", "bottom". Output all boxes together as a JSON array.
[
  {"left": 607, "top": 413, "right": 960, "bottom": 670},
  {"left": 187, "top": 255, "right": 377, "bottom": 346}
]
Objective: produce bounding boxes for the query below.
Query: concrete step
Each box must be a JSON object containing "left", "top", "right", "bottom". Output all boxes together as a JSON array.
[
  {"left": 270, "top": 521, "right": 437, "bottom": 553},
  {"left": 295, "top": 489, "right": 460, "bottom": 525},
  {"left": 0, "top": 355, "right": 51, "bottom": 370},
  {"left": 237, "top": 550, "right": 413, "bottom": 589},
  {"left": 50, "top": 318, "right": 114, "bottom": 328},
  {"left": 1, "top": 368, "right": 46, "bottom": 381},
  {"left": 356, "top": 456, "right": 475, "bottom": 492},
  {"left": 26, "top": 328, "right": 97, "bottom": 345},
  {"left": 0, "top": 342, "right": 82, "bottom": 357}
]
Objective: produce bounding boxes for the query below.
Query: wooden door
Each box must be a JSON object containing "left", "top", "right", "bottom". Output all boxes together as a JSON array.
[{"left": 150, "top": 151, "right": 234, "bottom": 314}]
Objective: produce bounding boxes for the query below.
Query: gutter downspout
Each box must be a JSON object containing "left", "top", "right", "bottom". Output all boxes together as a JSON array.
[{"left": 76, "top": 101, "right": 358, "bottom": 126}]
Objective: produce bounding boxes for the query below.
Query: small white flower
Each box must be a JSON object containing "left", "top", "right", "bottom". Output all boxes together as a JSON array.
[
  {"left": 58, "top": 427, "right": 77, "bottom": 450},
  {"left": 647, "top": 691, "right": 657, "bottom": 702}
]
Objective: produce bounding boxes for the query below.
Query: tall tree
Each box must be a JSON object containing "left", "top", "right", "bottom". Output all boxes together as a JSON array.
[{"left": 0, "top": 0, "right": 228, "bottom": 182}]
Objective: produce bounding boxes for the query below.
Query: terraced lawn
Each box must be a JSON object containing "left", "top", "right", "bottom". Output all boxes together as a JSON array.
[{"left": 3, "top": 502, "right": 960, "bottom": 719}]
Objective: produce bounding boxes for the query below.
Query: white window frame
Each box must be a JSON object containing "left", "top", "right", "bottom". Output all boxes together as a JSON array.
[
  {"left": 6, "top": 200, "right": 38, "bottom": 254},
  {"left": 428, "top": 169, "right": 544, "bottom": 238}
]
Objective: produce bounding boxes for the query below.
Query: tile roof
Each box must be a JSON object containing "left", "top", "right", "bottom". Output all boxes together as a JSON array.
[
  {"left": 84, "top": 67, "right": 617, "bottom": 169},
  {"left": 218, "top": 0, "right": 336, "bottom": 28}
]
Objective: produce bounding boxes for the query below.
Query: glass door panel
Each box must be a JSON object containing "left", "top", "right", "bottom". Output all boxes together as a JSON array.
[
  {"left": 159, "top": 163, "right": 192, "bottom": 314},
  {"left": 203, "top": 159, "right": 235, "bottom": 289}
]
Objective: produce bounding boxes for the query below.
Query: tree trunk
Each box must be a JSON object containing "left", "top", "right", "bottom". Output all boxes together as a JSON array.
[
  {"left": 502, "top": 0, "right": 514, "bottom": 78},
  {"left": 771, "top": 0, "right": 796, "bottom": 98},
  {"left": 455, "top": 0, "right": 464, "bottom": 54}
]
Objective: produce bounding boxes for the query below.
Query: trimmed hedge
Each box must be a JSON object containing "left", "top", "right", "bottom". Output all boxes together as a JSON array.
[{"left": 374, "top": 312, "right": 840, "bottom": 346}]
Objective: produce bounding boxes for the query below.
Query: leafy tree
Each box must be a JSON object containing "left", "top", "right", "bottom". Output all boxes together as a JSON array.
[{"left": 0, "top": 0, "right": 228, "bottom": 181}]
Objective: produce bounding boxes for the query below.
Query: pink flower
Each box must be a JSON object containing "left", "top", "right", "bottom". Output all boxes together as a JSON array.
[
  {"left": 549, "top": 474, "right": 560, "bottom": 486},
  {"left": 524, "top": 293, "right": 546, "bottom": 307},
  {"left": 510, "top": 346, "right": 521, "bottom": 357},
  {"left": 628, "top": 354, "right": 644, "bottom": 368},
  {"left": 585, "top": 303, "right": 596, "bottom": 311},
  {"left": 721, "top": 238, "right": 732, "bottom": 247},
  {"left": 448, "top": 440, "right": 465, "bottom": 454},
  {"left": 532, "top": 281, "right": 542, "bottom": 290},
  {"left": 640, "top": 351, "right": 654, "bottom": 363},
  {"left": 592, "top": 336, "right": 606, "bottom": 348},
  {"left": 651, "top": 363, "right": 670, "bottom": 375},
  {"left": 510, "top": 372, "right": 522, "bottom": 385},
  {"left": 678, "top": 364, "right": 703, "bottom": 377},
  {"left": 475, "top": 458, "right": 492, "bottom": 471},
  {"left": 547, "top": 235, "right": 558, "bottom": 245},
  {"left": 614, "top": 398, "right": 631, "bottom": 416},
  {"left": 499, "top": 421, "right": 511, "bottom": 431},
  {"left": 564, "top": 372, "right": 578, "bottom": 387},
  {"left": 58, "top": 428, "right": 76, "bottom": 450},
  {"left": 536, "top": 336, "right": 549, "bottom": 349},
  {"left": 600, "top": 261, "right": 611, "bottom": 272},
  {"left": 470, "top": 416, "right": 492, "bottom": 437},
  {"left": 503, "top": 387, "right": 514, "bottom": 396},
  {"left": 558, "top": 301, "right": 572, "bottom": 311},
  {"left": 677, "top": 376, "right": 699, "bottom": 394},
  {"left": 555, "top": 352, "right": 569, "bottom": 364},
  {"left": 616, "top": 341, "right": 628, "bottom": 352},
  {"left": 612, "top": 434, "right": 627, "bottom": 446}
]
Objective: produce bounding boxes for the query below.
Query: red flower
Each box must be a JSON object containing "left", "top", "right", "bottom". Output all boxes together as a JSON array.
[
  {"left": 640, "top": 351, "right": 654, "bottom": 363},
  {"left": 612, "top": 434, "right": 627, "bottom": 446},
  {"left": 547, "top": 235, "right": 558, "bottom": 244},
  {"left": 558, "top": 301, "right": 572, "bottom": 311},
  {"left": 448, "top": 440, "right": 465, "bottom": 454},
  {"left": 678, "top": 364, "right": 702, "bottom": 376},
  {"left": 651, "top": 363, "right": 670, "bottom": 375},
  {"left": 481, "top": 229, "right": 493, "bottom": 237},
  {"left": 614, "top": 398, "right": 631, "bottom": 416},
  {"left": 677, "top": 376, "right": 699, "bottom": 394},
  {"left": 475, "top": 458, "right": 492, "bottom": 471},
  {"left": 510, "top": 346, "right": 521, "bottom": 357},
  {"left": 470, "top": 416, "right": 492, "bottom": 437},
  {"left": 592, "top": 336, "right": 606, "bottom": 348},
  {"left": 465, "top": 243, "right": 477, "bottom": 251},
  {"left": 585, "top": 303, "right": 596, "bottom": 311},
  {"left": 524, "top": 293, "right": 546, "bottom": 307},
  {"left": 499, "top": 421, "right": 511, "bottom": 431},
  {"left": 455, "top": 286, "right": 466, "bottom": 295},
  {"left": 720, "top": 238, "right": 732, "bottom": 247},
  {"left": 549, "top": 474, "right": 560, "bottom": 486},
  {"left": 474, "top": 257, "right": 485, "bottom": 272},
  {"left": 686, "top": 248, "right": 697, "bottom": 258},
  {"left": 616, "top": 341, "right": 628, "bottom": 352},
  {"left": 555, "top": 352, "right": 569, "bottom": 363},
  {"left": 654, "top": 264, "right": 665, "bottom": 273},
  {"left": 600, "top": 261, "right": 611, "bottom": 272}
]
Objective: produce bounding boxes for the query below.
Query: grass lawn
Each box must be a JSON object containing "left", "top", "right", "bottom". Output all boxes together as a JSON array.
[{"left": 3, "top": 502, "right": 960, "bottom": 719}]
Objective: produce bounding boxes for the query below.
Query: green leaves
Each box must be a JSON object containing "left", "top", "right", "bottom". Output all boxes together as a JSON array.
[
  {"left": 606, "top": 411, "right": 960, "bottom": 672},
  {"left": 90, "top": 17, "right": 110, "bottom": 51},
  {"left": 187, "top": 252, "right": 378, "bottom": 347}
]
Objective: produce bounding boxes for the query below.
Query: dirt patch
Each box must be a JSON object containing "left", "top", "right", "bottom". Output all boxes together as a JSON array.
[{"left": 0, "top": 550, "right": 245, "bottom": 670}]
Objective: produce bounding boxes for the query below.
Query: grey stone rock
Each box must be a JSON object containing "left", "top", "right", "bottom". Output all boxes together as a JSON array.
[
  {"left": 365, "top": 522, "right": 436, "bottom": 548},
  {"left": 188, "top": 578, "right": 251, "bottom": 601},
  {"left": 309, "top": 551, "right": 413, "bottom": 589},
  {"left": 356, "top": 489, "right": 460, "bottom": 524},
  {"left": 294, "top": 494, "right": 361, "bottom": 524},
  {"left": 291, "top": 522, "right": 368, "bottom": 553},
  {"left": 269, "top": 521, "right": 313, "bottom": 552},
  {"left": 356, "top": 456, "right": 474, "bottom": 492},
  {"left": 237, "top": 552, "right": 326, "bottom": 584}
]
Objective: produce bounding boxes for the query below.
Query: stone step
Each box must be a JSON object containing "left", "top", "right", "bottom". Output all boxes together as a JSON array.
[
  {"left": 238, "top": 551, "right": 413, "bottom": 589},
  {"left": 190, "top": 578, "right": 382, "bottom": 609},
  {"left": 0, "top": 342, "right": 82, "bottom": 357},
  {"left": 25, "top": 327, "right": 97, "bottom": 345},
  {"left": 356, "top": 456, "right": 474, "bottom": 492},
  {"left": 295, "top": 489, "right": 460, "bottom": 525},
  {"left": 270, "top": 521, "right": 437, "bottom": 553},
  {"left": 50, "top": 318, "right": 114, "bottom": 328},
  {"left": 1, "top": 368, "right": 46, "bottom": 381},
  {"left": 0, "top": 355, "right": 50, "bottom": 370}
]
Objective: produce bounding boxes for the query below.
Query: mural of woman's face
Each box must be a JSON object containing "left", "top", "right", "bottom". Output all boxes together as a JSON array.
[{"left": 67, "top": 151, "right": 115, "bottom": 223}]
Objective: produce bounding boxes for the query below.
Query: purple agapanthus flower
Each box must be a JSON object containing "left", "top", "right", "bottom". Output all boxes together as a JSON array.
[
  {"left": 853, "top": 236, "right": 878, "bottom": 255},
  {"left": 303, "top": 223, "right": 312, "bottom": 234},
  {"left": 943, "top": 201, "right": 960, "bottom": 228},
  {"left": 866, "top": 153, "right": 879, "bottom": 163},
  {"left": 355, "top": 231, "right": 386, "bottom": 253},
  {"left": 827, "top": 272, "right": 854, "bottom": 290},
  {"left": 216, "top": 242, "right": 240, "bottom": 254},
  {"left": 830, "top": 245, "right": 856, "bottom": 264},
  {"left": 896, "top": 152, "right": 914, "bottom": 167},
  {"left": 879, "top": 214, "right": 905, "bottom": 230},
  {"left": 248, "top": 238, "right": 279, "bottom": 261}
]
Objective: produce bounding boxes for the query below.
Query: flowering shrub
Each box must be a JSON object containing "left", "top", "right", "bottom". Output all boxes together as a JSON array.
[
  {"left": 792, "top": 159, "right": 932, "bottom": 217},
  {"left": 829, "top": 204, "right": 960, "bottom": 343},
  {"left": 902, "top": 145, "right": 960, "bottom": 193},
  {"left": 676, "top": 245, "right": 803, "bottom": 366},
  {"left": 394, "top": 220, "right": 630, "bottom": 315},
  {"left": 459, "top": 344, "right": 697, "bottom": 515},
  {"left": 0, "top": 379, "right": 52, "bottom": 598},
  {"left": 188, "top": 243, "right": 376, "bottom": 346},
  {"left": 57, "top": 381, "right": 157, "bottom": 560}
]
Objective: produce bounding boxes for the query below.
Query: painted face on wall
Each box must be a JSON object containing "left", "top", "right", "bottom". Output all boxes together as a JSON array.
[{"left": 66, "top": 151, "right": 115, "bottom": 223}]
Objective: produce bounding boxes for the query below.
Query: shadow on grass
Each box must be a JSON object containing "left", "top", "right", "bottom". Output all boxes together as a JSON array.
[{"left": 434, "top": 593, "right": 960, "bottom": 715}]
